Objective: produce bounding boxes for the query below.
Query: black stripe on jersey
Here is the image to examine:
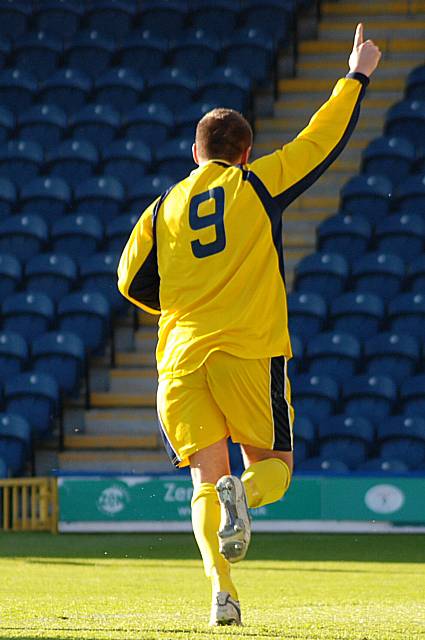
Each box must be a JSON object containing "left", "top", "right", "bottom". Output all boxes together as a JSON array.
[
  {"left": 270, "top": 356, "right": 292, "bottom": 451},
  {"left": 128, "top": 186, "right": 174, "bottom": 311},
  {"left": 274, "top": 73, "right": 369, "bottom": 212},
  {"left": 240, "top": 167, "right": 286, "bottom": 285}
]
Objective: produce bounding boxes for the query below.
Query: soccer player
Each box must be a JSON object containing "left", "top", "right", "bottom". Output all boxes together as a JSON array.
[{"left": 118, "top": 24, "right": 381, "bottom": 626}]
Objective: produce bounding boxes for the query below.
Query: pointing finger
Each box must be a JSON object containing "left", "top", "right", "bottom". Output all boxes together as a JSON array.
[{"left": 354, "top": 22, "right": 364, "bottom": 48}]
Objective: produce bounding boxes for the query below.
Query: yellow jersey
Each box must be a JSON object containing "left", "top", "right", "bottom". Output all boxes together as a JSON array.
[{"left": 118, "top": 74, "right": 369, "bottom": 380}]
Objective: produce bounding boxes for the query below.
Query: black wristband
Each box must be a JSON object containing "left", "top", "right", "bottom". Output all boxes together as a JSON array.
[{"left": 346, "top": 71, "right": 370, "bottom": 86}]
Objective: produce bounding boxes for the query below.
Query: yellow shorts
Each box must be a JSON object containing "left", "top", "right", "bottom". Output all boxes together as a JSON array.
[{"left": 157, "top": 351, "right": 294, "bottom": 468}]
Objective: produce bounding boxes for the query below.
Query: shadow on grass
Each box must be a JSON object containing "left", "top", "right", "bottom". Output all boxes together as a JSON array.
[{"left": 0, "top": 532, "right": 424, "bottom": 564}]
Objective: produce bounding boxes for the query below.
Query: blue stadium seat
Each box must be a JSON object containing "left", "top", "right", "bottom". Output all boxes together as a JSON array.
[
  {"left": 297, "top": 457, "right": 349, "bottom": 473},
  {"left": 409, "top": 254, "right": 425, "bottom": 293},
  {"left": 240, "top": 0, "right": 292, "bottom": 43},
  {"left": 74, "top": 177, "right": 125, "bottom": 221},
  {"left": 0, "top": 69, "right": 36, "bottom": 115},
  {"left": 139, "top": 0, "right": 188, "bottom": 39},
  {"left": 378, "top": 415, "right": 425, "bottom": 469},
  {"left": 20, "top": 177, "right": 71, "bottom": 222},
  {"left": 47, "top": 139, "right": 99, "bottom": 188},
  {"left": 189, "top": 0, "right": 240, "bottom": 39},
  {"left": 102, "top": 140, "right": 152, "bottom": 188},
  {"left": 293, "top": 415, "right": 315, "bottom": 465},
  {"left": 317, "top": 213, "right": 372, "bottom": 261},
  {"left": 293, "top": 252, "right": 348, "bottom": 301},
  {"left": 0, "top": 106, "right": 15, "bottom": 144},
  {"left": 69, "top": 103, "right": 121, "bottom": 150},
  {"left": 329, "top": 292, "right": 384, "bottom": 339},
  {"left": 292, "top": 374, "right": 339, "bottom": 420},
  {"left": 0, "top": 35, "right": 10, "bottom": 70},
  {"left": 34, "top": 1, "right": 83, "bottom": 39},
  {"left": 58, "top": 291, "right": 110, "bottom": 354},
  {"left": 38, "top": 68, "right": 92, "bottom": 116},
  {"left": 94, "top": 67, "right": 145, "bottom": 114},
  {"left": 32, "top": 331, "right": 85, "bottom": 397},
  {"left": 118, "top": 31, "right": 168, "bottom": 76},
  {"left": 0, "top": 456, "right": 7, "bottom": 477},
  {"left": 198, "top": 67, "right": 252, "bottom": 113},
  {"left": 18, "top": 104, "right": 67, "bottom": 151},
  {"left": 13, "top": 31, "right": 62, "bottom": 81},
  {"left": 394, "top": 174, "right": 425, "bottom": 214},
  {"left": 357, "top": 457, "right": 409, "bottom": 474},
  {"left": 0, "top": 254, "right": 21, "bottom": 298},
  {"left": 3, "top": 372, "right": 59, "bottom": 437},
  {"left": 287, "top": 292, "right": 327, "bottom": 339},
  {"left": 351, "top": 252, "right": 405, "bottom": 301},
  {"left": 127, "top": 175, "right": 175, "bottom": 212},
  {"left": 0, "top": 178, "right": 16, "bottom": 217},
  {"left": 388, "top": 293, "right": 425, "bottom": 338},
  {"left": 105, "top": 212, "right": 138, "bottom": 253},
  {"left": 25, "top": 254, "right": 77, "bottom": 303},
  {"left": 223, "top": 28, "right": 274, "bottom": 84},
  {"left": 0, "top": 139, "right": 42, "bottom": 188},
  {"left": 64, "top": 30, "right": 115, "bottom": 79},
  {"left": 0, "top": 2, "right": 31, "bottom": 40},
  {"left": 86, "top": 0, "right": 136, "bottom": 40},
  {"left": 169, "top": 30, "right": 219, "bottom": 81},
  {"left": 375, "top": 213, "right": 425, "bottom": 261},
  {"left": 2, "top": 292, "right": 54, "bottom": 342},
  {"left": 385, "top": 99, "right": 425, "bottom": 147},
  {"left": 361, "top": 136, "right": 415, "bottom": 184},
  {"left": 147, "top": 67, "right": 197, "bottom": 112},
  {"left": 364, "top": 333, "right": 419, "bottom": 385},
  {"left": 0, "top": 331, "right": 28, "bottom": 384},
  {"left": 306, "top": 332, "right": 360, "bottom": 380},
  {"left": 405, "top": 64, "right": 425, "bottom": 101},
  {"left": 342, "top": 375, "right": 396, "bottom": 422},
  {"left": 156, "top": 138, "right": 194, "bottom": 181},
  {"left": 400, "top": 375, "right": 425, "bottom": 416},
  {"left": 340, "top": 175, "right": 392, "bottom": 219},
  {"left": 0, "top": 413, "right": 31, "bottom": 475},
  {"left": 319, "top": 415, "right": 374, "bottom": 469},
  {"left": 0, "top": 215, "right": 48, "bottom": 261},
  {"left": 287, "top": 333, "right": 302, "bottom": 377},
  {"left": 175, "top": 101, "right": 218, "bottom": 138},
  {"left": 51, "top": 214, "right": 103, "bottom": 264},
  {"left": 80, "top": 253, "right": 126, "bottom": 313},
  {"left": 123, "top": 103, "right": 173, "bottom": 147}
]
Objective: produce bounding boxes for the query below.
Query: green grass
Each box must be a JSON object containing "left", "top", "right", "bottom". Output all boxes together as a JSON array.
[{"left": 0, "top": 532, "right": 424, "bottom": 640}]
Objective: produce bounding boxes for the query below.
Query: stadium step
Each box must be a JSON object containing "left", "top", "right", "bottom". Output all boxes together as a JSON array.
[
  {"left": 64, "top": 434, "right": 160, "bottom": 449},
  {"left": 299, "top": 38, "right": 425, "bottom": 54},
  {"left": 297, "top": 59, "right": 419, "bottom": 79},
  {"left": 109, "top": 368, "right": 157, "bottom": 393},
  {"left": 84, "top": 408, "right": 158, "bottom": 435},
  {"left": 58, "top": 449, "right": 171, "bottom": 473},
  {"left": 90, "top": 391, "right": 156, "bottom": 408},
  {"left": 322, "top": 1, "right": 425, "bottom": 16}
]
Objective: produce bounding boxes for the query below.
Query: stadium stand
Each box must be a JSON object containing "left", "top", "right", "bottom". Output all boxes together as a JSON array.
[{"left": 0, "top": 0, "right": 423, "bottom": 479}]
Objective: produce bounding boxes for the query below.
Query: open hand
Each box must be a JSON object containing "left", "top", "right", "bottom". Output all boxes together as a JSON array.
[{"left": 348, "top": 23, "right": 382, "bottom": 77}]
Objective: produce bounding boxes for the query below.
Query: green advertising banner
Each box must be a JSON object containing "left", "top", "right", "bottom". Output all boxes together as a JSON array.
[{"left": 57, "top": 475, "right": 425, "bottom": 532}]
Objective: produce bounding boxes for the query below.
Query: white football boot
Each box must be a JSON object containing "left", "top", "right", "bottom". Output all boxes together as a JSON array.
[
  {"left": 209, "top": 591, "right": 242, "bottom": 626},
  {"left": 216, "top": 475, "right": 251, "bottom": 563}
]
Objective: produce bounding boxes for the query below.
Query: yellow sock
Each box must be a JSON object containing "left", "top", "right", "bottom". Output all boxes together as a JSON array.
[
  {"left": 242, "top": 458, "right": 291, "bottom": 508},
  {"left": 191, "top": 482, "right": 238, "bottom": 600}
]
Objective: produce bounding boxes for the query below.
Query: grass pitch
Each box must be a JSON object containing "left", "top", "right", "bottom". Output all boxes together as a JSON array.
[{"left": 0, "top": 532, "right": 424, "bottom": 640}]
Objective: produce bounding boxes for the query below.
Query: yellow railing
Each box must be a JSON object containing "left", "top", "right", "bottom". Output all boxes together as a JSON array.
[{"left": 0, "top": 477, "right": 57, "bottom": 533}]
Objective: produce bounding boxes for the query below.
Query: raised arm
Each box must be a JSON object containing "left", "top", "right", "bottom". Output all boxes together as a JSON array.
[{"left": 250, "top": 23, "right": 382, "bottom": 209}]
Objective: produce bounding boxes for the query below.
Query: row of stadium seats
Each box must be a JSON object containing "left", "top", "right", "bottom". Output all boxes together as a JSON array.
[
  {"left": 0, "top": 27, "right": 276, "bottom": 84},
  {"left": 289, "top": 331, "right": 425, "bottom": 383},
  {"left": 0, "top": 137, "right": 196, "bottom": 186},
  {"left": 288, "top": 290, "right": 425, "bottom": 339},
  {"left": 294, "top": 251, "right": 425, "bottom": 302},
  {"left": 0, "top": 0, "right": 300, "bottom": 43}
]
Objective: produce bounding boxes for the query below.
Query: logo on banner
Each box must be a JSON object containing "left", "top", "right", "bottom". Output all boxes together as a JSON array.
[
  {"left": 97, "top": 485, "right": 130, "bottom": 516},
  {"left": 364, "top": 484, "right": 405, "bottom": 514}
]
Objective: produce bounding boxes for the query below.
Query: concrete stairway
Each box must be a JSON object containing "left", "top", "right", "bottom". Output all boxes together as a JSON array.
[
  {"left": 46, "top": 0, "right": 425, "bottom": 476},
  {"left": 254, "top": 1, "right": 425, "bottom": 288}
]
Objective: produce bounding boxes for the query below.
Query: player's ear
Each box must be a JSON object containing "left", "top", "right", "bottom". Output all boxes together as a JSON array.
[
  {"left": 192, "top": 143, "right": 199, "bottom": 165},
  {"left": 241, "top": 146, "right": 252, "bottom": 165}
]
